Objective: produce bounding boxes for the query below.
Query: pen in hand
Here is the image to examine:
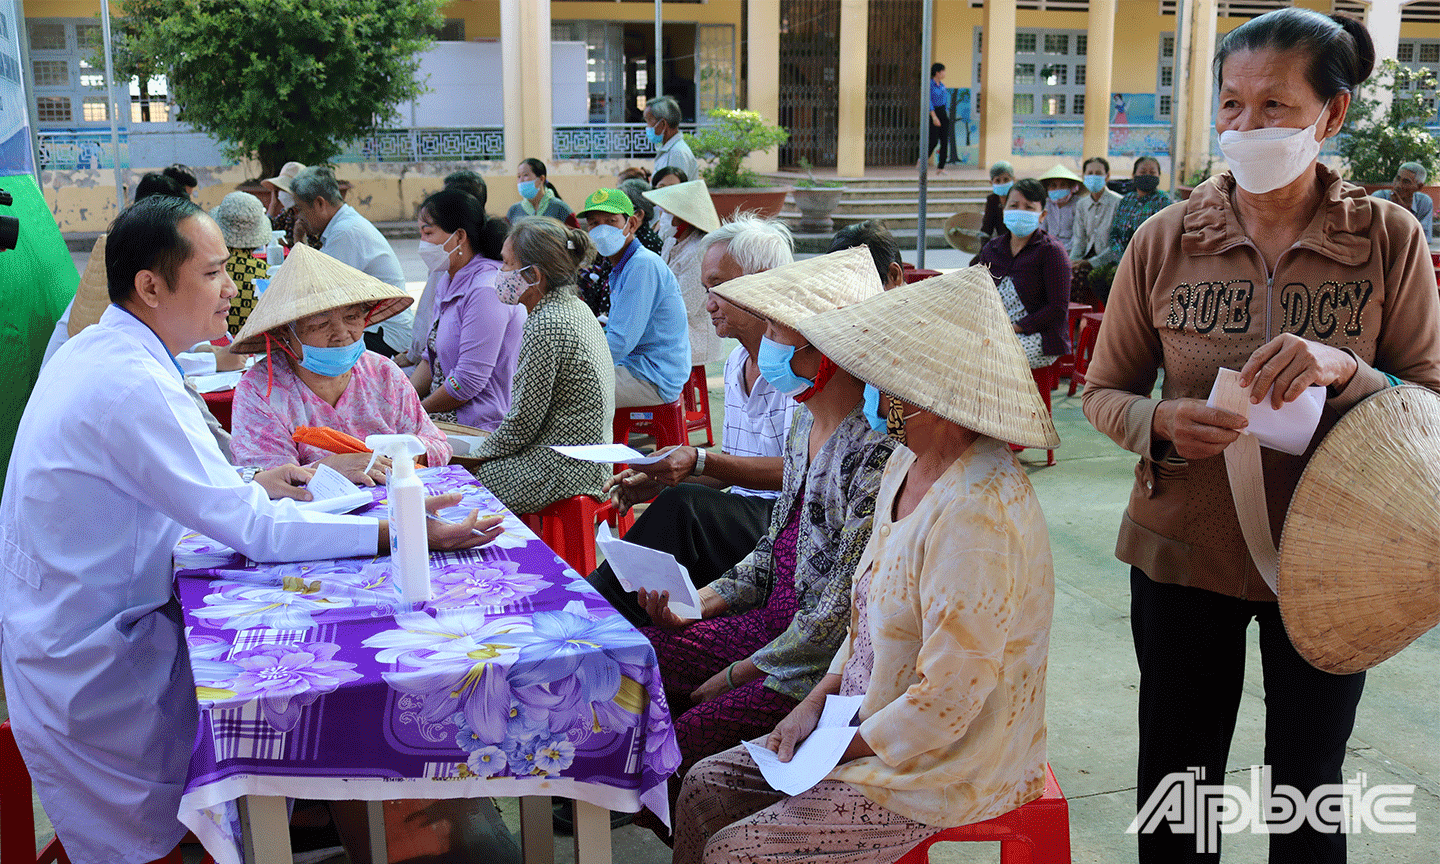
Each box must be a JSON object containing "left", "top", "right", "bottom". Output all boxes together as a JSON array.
[{"left": 427, "top": 511, "right": 505, "bottom": 538}]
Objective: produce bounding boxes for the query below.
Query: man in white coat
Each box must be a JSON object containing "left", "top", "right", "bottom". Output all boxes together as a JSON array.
[{"left": 0, "top": 196, "right": 500, "bottom": 864}]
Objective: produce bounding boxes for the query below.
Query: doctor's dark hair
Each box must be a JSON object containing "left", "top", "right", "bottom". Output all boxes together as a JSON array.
[
  {"left": 1214, "top": 8, "right": 1374, "bottom": 100},
  {"left": 106, "top": 195, "right": 205, "bottom": 303}
]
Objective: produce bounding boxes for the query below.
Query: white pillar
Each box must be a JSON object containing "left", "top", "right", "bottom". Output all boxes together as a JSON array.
[
  {"left": 501, "top": 0, "right": 552, "bottom": 165},
  {"left": 747, "top": 0, "right": 781, "bottom": 172},
  {"left": 1083, "top": 0, "right": 1116, "bottom": 164},
  {"left": 1183, "top": 0, "right": 1218, "bottom": 183},
  {"left": 1366, "top": 0, "right": 1405, "bottom": 110},
  {"left": 979, "top": 0, "right": 1015, "bottom": 169}
]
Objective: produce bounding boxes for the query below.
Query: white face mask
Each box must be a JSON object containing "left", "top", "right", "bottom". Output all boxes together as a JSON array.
[
  {"left": 417, "top": 230, "right": 458, "bottom": 273},
  {"left": 278, "top": 190, "right": 295, "bottom": 210},
  {"left": 655, "top": 209, "right": 675, "bottom": 244},
  {"left": 1218, "top": 100, "right": 1331, "bottom": 195}
]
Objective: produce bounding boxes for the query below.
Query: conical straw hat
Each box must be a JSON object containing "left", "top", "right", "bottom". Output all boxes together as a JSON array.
[
  {"left": 1037, "top": 164, "right": 1083, "bottom": 184},
  {"left": 68, "top": 234, "right": 111, "bottom": 336},
  {"left": 1277, "top": 385, "right": 1440, "bottom": 674},
  {"left": 230, "top": 244, "right": 412, "bottom": 353},
  {"left": 796, "top": 265, "right": 1060, "bottom": 450},
  {"left": 642, "top": 179, "right": 721, "bottom": 235},
  {"left": 710, "top": 246, "right": 881, "bottom": 330}
]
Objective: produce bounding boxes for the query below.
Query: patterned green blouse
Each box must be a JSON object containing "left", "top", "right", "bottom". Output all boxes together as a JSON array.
[
  {"left": 472, "top": 289, "right": 615, "bottom": 513},
  {"left": 1096, "top": 190, "right": 1173, "bottom": 269},
  {"left": 707, "top": 404, "right": 897, "bottom": 701}
]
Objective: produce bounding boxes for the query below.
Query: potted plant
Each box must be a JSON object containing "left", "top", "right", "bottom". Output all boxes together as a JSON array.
[
  {"left": 686, "top": 108, "right": 792, "bottom": 220},
  {"left": 1336, "top": 58, "right": 1440, "bottom": 209},
  {"left": 789, "top": 158, "right": 847, "bottom": 231}
]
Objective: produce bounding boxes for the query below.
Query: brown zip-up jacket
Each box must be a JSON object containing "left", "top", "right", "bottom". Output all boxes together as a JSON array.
[{"left": 1082, "top": 165, "right": 1440, "bottom": 600}]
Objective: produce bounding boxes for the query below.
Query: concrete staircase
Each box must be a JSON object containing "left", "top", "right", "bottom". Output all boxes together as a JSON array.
[{"left": 764, "top": 172, "right": 990, "bottom": 250}]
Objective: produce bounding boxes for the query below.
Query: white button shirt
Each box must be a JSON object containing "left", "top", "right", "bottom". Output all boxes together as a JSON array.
[
  {"left": 319, "top": 203, "right": 415, "bottom": 352},
  {"left": 1, "top": 305, "right": 378, "bottom": 864},
  {"left": 653, "top": 133, "right": 698, "bottom": 183}
]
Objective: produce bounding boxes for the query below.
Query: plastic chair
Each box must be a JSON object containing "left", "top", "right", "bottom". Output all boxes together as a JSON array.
[
  {"left": 895, "top": 764, "right": 1071, "bottom": 864},
  {"left": 613, "top": 400, "right": 690, "bottom": 451},
  {"left": 2, "top": 721, "right": 209, "bottom": 864},
  {"left": 1067, "top": 312, "right": 1105, "bottom": 397},
  {"left": 683, "top": 365, "right": 715, "bottom": 447},
  {"left": 1, "top": 721, "right": 70, "bottom": 864},
  {"left": 1010, "top": 363, "right": 1059, "bottom": 467},
  {"left": 904, "top": 267, "right": 943, "bottom": 283},
  {"left": 520, "top": 496, "right": 636, "bottom": 575},
  {"left": 1054, "top": 302, "right": 1093, "bottom": 379}
]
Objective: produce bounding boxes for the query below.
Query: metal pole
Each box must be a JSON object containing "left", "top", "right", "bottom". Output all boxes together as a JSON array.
[
  {"left": 1166, "top": 0, "right": 1189, "bottom": 198},
  {"left": 917, "top": 0, "right": 933, "bottom": 268},
  {"left": 99, "top": 0, "right": 123, "bottom": 211},
  {"left": 654, "top": 0, "right": 663, "bottom": 100}
]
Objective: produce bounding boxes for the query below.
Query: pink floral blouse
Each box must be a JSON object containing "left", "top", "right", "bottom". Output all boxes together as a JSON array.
[{"left": 232, "top": 351, "right": 451, "bottom": 469}]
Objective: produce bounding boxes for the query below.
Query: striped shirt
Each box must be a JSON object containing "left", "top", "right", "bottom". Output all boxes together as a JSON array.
[{"left": 722, "top": 345, "right": 796, "bottom": 498}]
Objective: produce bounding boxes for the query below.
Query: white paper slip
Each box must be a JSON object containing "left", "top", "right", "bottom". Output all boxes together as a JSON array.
[
  {"left": 189, "top": 370, "right": 244, "bottom": 393},
  {"left": 594, "top": 523, "right": 705, "bottom": 618},
  {"left": 743, "top": 694, "right": 866, "bottom": 796},
  {"left": 1206, "top": 369, "right": 1325, "bottom": 456},
  {"left": 550, "top": 443, "right": 680, "bottom": 466},
  {"left": 447, "top": 433, "right": 489, "bottom": 456},
  {"left": 305, "top": 463, "right": 361, "bottom": 500},
  {"left": 296, "top": 491, "right": 374, "bottom": 515}
]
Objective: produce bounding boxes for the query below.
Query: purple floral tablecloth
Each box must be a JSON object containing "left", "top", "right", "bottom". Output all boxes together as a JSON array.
[{"left": 175, "top": 466, "right": 679, "bottom": 864}]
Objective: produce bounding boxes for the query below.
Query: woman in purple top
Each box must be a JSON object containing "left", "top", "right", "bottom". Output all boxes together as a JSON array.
[
  {"left": 977, "top": 177, "right": 1072, "bottom": 368},
  {"left": 410, "top": 189, "right": 526, "bottom": 430}
]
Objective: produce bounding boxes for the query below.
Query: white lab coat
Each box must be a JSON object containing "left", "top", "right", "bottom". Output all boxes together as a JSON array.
[{"left": 0, "top": 305, "right": 378, "bottom": 864}]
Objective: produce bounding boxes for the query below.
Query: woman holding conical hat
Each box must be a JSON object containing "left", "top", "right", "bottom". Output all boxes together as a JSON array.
[
  {"left": 643, "top": 178, "right": 727, "bottom": 365},
  {"left": 632, "top": 246, "right": 897, "bottom": 832},
  {"left": 229, "top": 244, "right": 450, "bottom": 483},
  {"left": 672, "top": 265, "right": 1058, "bottom": 864}
]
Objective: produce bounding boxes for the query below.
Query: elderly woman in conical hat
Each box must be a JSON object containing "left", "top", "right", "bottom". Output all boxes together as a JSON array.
[
  {"left": 672, "top": 265, "right": 1059, "bottom": 864},
  {"left": 642, "top": 178, "right": 727, "bottom": 366},
  {"left": 229, "top": 245, "right": 451, "bottom": 484},
  {"left": 631, "top": 246, "right": 898, "bottom": 835}
]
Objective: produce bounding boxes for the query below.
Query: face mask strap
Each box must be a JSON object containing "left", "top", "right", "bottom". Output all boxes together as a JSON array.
[
  {"left": 362, "top": 302, "right": 383, "bottom": 327},
  {"left": 793, "top": 353, "right": 839, "bottom": 403}
]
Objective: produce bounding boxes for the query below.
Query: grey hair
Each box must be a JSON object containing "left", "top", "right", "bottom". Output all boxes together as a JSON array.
[
  {"left": 699, "top": 214, "right": 795, "bottom": 275},
  {"left": 1399, "top": 161, "right": 1428, "bottom": 185},
  {"left": 646, "top": 95, "right": 683, "bottom": 129},
  {"left": 291, "top": 166, "right": 342, "bottom": 205},
  {"left": 989, "top": 160, "right": 1015, "bottom": 179},
  {"left": 508, "top": 216, "right": 595, "bottom": 292}
]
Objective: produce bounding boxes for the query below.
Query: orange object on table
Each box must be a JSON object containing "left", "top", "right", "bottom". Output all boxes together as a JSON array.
[{"left": 292, "top": 426, "right": 371, "bottom": 455}]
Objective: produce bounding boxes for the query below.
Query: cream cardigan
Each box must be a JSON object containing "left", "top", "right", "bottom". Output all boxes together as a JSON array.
[{"left": 828, "top": 438, "right": 1054, "bottom": 827}]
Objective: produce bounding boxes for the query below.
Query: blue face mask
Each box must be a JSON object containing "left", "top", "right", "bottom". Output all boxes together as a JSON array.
[
  {"left": 645, "top": 126, "right": 664, "bottom": 148},
  {"left": 756, "top": 336, "right": 814, "bottom": 397},
  {"left": 862, "top": 384, "right": 888, "bottom": 432},
  {"left": 1003, "top": 209, "right": 1041, "bottom": 237},
  {"left": 589, "top": 223, "right": 628, "bottom": 257},
  {"left": 992, "top": 181, "right": 1014, "bottom": 198},
  {"left": 1083, "top": 174, "right": 1107, "bottom": 194},
  {"left": 518, "top": 180, "right": 539, "bottom": 200},
  {"left": 295, "top": 336, "right": 365, "bottom": 377},
  {"left": 1048, "top": 187, "right": 1072, "bottom": 203}
]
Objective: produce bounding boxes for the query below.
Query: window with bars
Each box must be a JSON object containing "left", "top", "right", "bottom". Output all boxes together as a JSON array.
[
  {"left": 968, "top": 0, "right": 1090, "bottom": 8},
  {"left": 1157, "top": 32, "right": 1174, "bottom": 117},
  {"left": 27, "top": 17, "right": 174, "bottom": 127},
  {"left": 988, "top": 27, "right": 1088, "bottom": 123},
  {"left": 82, "top": 96, "right": 107, "bottom": 121},
  {"left": 1396, "top": 40, "right": 1440, "bottom": 122},
  {"left": 36, "top": 95, "right": 70, "bottom": 121},
  {"left": 32, "top": 59, "right": 69, "bottom": 86},
  {"left": 27, "top": 21, "right": 65, "bottom": 50}
]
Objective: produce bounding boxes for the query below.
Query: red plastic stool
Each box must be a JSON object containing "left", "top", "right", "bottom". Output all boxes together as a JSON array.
[
  {"left": 2, "top": 721, "right": 71, "bottom": 864},
  {"left": 1055, "top": 302, "right": 1093, "bottom": 379},
  {"left": 683, "top": 365, "right": 715, "bottom": 447},
  {"left": 613, "top": 400, "right": 690, "bottom": 451},
  {"left": 903, "top": 267, "right": 943, "bottom": 283},
  {"left": 1067, "top": 312, "right": 1105, "bottom": 397},
  {"left": 895, "top": 764, "right": 1071, "bottom": 864},
  {"left": 1009, "top": 363, "right": 1059, "bottom": 466},
  {"left": 521, "top": 496, "right": 635, "bottom": 574}
]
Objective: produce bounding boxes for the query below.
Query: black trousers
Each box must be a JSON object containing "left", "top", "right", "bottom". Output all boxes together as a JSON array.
[
  {"left": 927, "top": 106, "right": 950, "bottom": 170},
  {"left": 587, "top": 484, "right": 775, "bottom": 628},
  {"left": 1130, "top": 568, "right": 1366, "bottom": 864}
]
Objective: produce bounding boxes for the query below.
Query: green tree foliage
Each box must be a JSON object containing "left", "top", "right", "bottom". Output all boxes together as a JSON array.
[
  {"left": 1338, "top": 58, "right": 1440, "bottom": 184},
  {"left": 125, "top": 0, "right": 444, "bottom": 178},
  {"left": 86, "top": 2, "right": 168, "bottom": 122}
]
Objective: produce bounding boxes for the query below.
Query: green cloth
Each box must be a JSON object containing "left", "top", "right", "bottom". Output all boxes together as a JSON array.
[{"left": 0, "top": 173, "right": 78, "bottom": 495}]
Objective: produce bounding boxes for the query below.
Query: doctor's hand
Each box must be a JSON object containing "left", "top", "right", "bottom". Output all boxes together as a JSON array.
[
  {"left": 255, "top": 464, "right": 314, "bottom": 501},
  {"left": 323, "top": 452, "right": 390, "bottom": 486}
]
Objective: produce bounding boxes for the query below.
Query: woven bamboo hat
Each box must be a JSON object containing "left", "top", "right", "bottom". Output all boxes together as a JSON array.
[
  {"left": 1277, "top": 385, "right": 1440, "bottom": 674},
  {"left": 642, "top": 179, "right": 721, "bottom": 234},
  {"left": 68, "top": 234, "right": 111, "bottom": 337},
  {"left": 709, "top": 246, "right": 882, "bottom": 330},
  {"left": 796, "top": 265, "right": 1060, "bottom": 449},
  {"left": 1037, "top": 164, "right": 1083, "bottom": 185},
  {"left": 230, "top": 244, "right": 412, "bottom": 353}
]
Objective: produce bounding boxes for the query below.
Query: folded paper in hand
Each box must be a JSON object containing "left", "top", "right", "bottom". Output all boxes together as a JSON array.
[
  {"left": 550, "top": 443, "right": 681, "bottom": 466},
  {"left": 189, "top": 370, "right": 244, "bottom": 394},
  {"left": 1206, "top": 369, "right": 1325, "bottom": 456},
  {"left": 743, "top": 694, "right": 865, "bottom": 796},
  {"left": 594, "top": 523, "right": 704, "bottom": 617},
  {"left": 296, "top": 463, "right": 373, "bottom": 514}
]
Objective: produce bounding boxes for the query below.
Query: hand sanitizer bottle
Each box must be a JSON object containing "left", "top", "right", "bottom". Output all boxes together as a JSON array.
[
  {"left": 266, "top": 231, "right": 286, "bottom": 280},
  {"left": 365, "top": 435, "right": 430, "bottom": 602}
]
